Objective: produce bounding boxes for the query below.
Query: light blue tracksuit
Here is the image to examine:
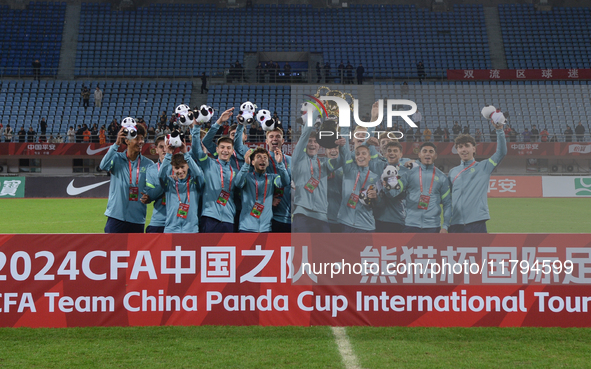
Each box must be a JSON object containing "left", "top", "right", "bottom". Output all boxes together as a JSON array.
[
  {"left": 144, "top": 160, "right": 166, "bottom": 227},
  {"left": 100, "top": 144, "right": 152, "bottom": 224},
  {"left": 448, "top": 129, "right": 507, "bottom": 225},
  {"left": 158, "top": 152, "right": 204, "bottom": 233}
]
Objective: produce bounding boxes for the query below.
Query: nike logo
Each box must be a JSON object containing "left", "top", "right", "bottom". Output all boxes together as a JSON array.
[
  {"left": 87, "top": 145, "right": 111, "bottom": 155},
  {"left": 67, "top": 179, "right": 111, "bottom": 196}
]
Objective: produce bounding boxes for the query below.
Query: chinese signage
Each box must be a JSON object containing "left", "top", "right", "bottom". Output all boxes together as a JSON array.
[
  {"left": 1, "top": 234, "right": 591, "bottom": 328},
  {"left": 0, "top": 177, "right": 25, "bottom": 198},
  {"left": 447, "top": 69, "right": 591, "bottom": 80},
  {"left": 488, "top": 176, "right": 542, "bottom": 198}
]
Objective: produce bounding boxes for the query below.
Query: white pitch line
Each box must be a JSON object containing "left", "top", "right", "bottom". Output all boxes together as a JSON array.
[{"left": 331, "top": 326, "right": 361, "bottom": 369}]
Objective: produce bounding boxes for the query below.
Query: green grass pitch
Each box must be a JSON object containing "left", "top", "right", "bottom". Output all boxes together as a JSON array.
[
  {"left": 0, "top": 198, "right": 589, "bottom": 233},
  {"left": 1, "top": 197, "right": 590, "bottom": 368}
]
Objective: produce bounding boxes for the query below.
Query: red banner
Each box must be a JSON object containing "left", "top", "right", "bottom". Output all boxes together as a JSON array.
[
  {"left": 2, "top": 142, "right": 589, "bottom": 158},
  {"left": 1, "top": 233, "right": 590, "bottom": 328},
  {"left": 447, "top": 68, "right": 591, "bottom": 80}
]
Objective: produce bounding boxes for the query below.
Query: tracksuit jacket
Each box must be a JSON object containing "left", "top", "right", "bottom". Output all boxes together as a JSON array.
[
  {"left": 144, "top": 160, "right": 167, "bottom": 227},
  {"left": 100, "top": 144, "right": 151, "bottom": 224},
  {"left": 202, "top": 122, "right": 244, "bottom": 170},
  {"left": 392, "top": 162, "right": 452, "bottom": 230},
  {"left": 158, "top": 152, "right": 204, "bottom": 233},
  {"left": 235, "top": 162, "right": 289, "bottom": 232},
  {"left": 292, "top": 124, "right": 342, "bottom": 222},
  {"left": 190, "top": 126, "right": 238, "bottom": 224},
  {"left": 448, "top": 128, "right": 507, "bottom": 226},
  {"left": 234, "top": 123, "right": 293, "bottom": 224}
]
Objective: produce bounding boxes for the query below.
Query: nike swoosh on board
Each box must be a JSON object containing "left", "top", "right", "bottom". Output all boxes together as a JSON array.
[
  {"left": 66, "top": 179, "right": 111, "bottom": 196},
  {"left": 86, "top": 145, "right": 112, "bottom": 155}
]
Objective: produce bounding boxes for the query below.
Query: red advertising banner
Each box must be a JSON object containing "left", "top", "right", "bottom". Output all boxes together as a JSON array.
[
  {"left": 447, "top": 68, "right": 591, "bottom": 80},
  {"left": 1, "top": 234, "right": 590, "bottom": 328},
  {"left": 1, "top": 142, "right": 589, "bottom": 158},
  {"left": 487, "top": 176, "right": 542, "bottom": 198}
]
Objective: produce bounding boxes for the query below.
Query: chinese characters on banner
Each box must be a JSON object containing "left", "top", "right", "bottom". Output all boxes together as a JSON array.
[
  {"left": 1, "top": 234, "right": 591, "bottom": 328},
  {"left": 448, "top": 69, "right": 591, "bottom": 80}
]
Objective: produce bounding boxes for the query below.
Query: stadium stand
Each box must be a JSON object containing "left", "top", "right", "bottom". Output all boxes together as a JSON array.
[
  {"left": 75, "top": 3, "right": 490, "bottom": 78},
  {"left": 371, "top": 81, "right": 591, "bottom": 141},
  {"left": 500, "top": 4, "right": 591, "bottom": 69},
  {"left": 0, "top": 80, "right": 191, "bottom": 135},
  {"left": 206, "top": 85, "right": 291, "bottom": 121},
  {"left": 0, "top": 2, "right": 66, "bottom": 77}
]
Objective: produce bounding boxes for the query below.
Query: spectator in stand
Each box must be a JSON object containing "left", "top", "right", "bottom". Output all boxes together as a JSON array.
[
  {"left": 94, "top": 87, "right": 103, "bottom": 108},
  {"left": 416, "top": 61, "right": 426, "bottom": 84},
  {"left": 81, "top": 86, "right": 90, "bottom": 111},
  {"left": 18, "top": 127, "right": 26, "bottom": 142},
  {"left": 324, "top": 62, "right": 331, "bottom": 83},
  {"left": 3, "top": 124, "right": 13, "bottom": 142},
  {"left": 32, "top": 59, "right": 42, "bottom": 81},
  {"left": 67, "top": 126, "right": 75, "bottom": 143},
  {"left": 337, "top": 61, "right": 345, "bottom": 82},
  {"left": 27, "top": 127, "right": 36, "bottom": 142},
  {"left": 284, "top": 62, "right": 292, "bottom": 82},
  {"left": 356, "top": 63, "right": 365, "bottom": 85},
  {"left": 91, "top": 123, "right": 99, "bottom": 143},
  {"left": 463, "top": 125, "right": 470, "bottom": 135},
  {"left": 345, "top": 61, "right": 354, "bottom": 84},
  {"left": 452, "top": 122, "right": 461, "bottom": 140},
  {"left": 200, "top": 72, "right": 209, "bottom": 94},
  {"left": 75, "top": 124, "right": 84, "bottom": 143},
  {"left": 83, "top": 125, "right": 91, "bottom": 142},
  {"left": 39, "top": 117, "right": 48, "bottom": 137},
  {"left": 489, "top": 127, "right": 497, "bottom": 142},
  {"left": 510, "top": 126, "right": 518, "bottom": 142},
  {"left": 433, "top": 126, "right": 443, "bottom": 142},
  {"left": 99, "top": 125, "right": 106, "bottom": 144},
  {"left": 249, "top": 124, "right": 258, "bottom": 142},
  {"left": 414, "top": 128, "right": 422, "bottom": 143},
  {"left": 540, "top": 127, "right": 549, "bottom": 142},
  {"left": 108, "top": 120, "right": 119, "bottom": 143},
  {"left": 423, "top": 126, "right": 432, "bottom": 142},
  {"left": 147, "top": 126, "right": 155, "bottom": 142},
  {"left": 443, "top": 127, "right": 450, "bottom": 142},
  {"left": 256, "top": 62, "right": 264, "bottom": 83},
  {"left": 406, "top": 127, "right": 414, "bottom": 142},
  {"left": 575, "top": 122, "right": 586, "bottom": 142},
  {"left": 475, "top": 128, "right": 482, "bottom": 143},
  {"left": 530, "top": 124, "right": 539, "bottom": 142},
  {"left": 255, "top": 125, "right": 265, "bottom": 142},
  {"left": 564, "top": 126, "right": 573, "bottom": 142},
  {"left": 159, "top": 111, "right": 167, "bottom": 126},
  {"left": 521, "top": 128, "right": 531, "bottom": 142},
  {"left": 286, "top": 126, "right": 292, "bottom": 143}
]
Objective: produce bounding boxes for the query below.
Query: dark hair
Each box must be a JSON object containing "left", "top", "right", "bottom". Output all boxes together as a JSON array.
[
  {"left": 216, "top": 136, "right": 234, "bottom": 147},
  {"left": 171, "top": 153, "right": 187, "bottom": 168},
  {"left": 229, "top": 124, "right": 238, "bottom": 132},
  {"left": 155, "top": 135, "right": 165, "bottom": 145},
  {"left": 419, "top": 142, "right": 437, "bottom": 152},
  {"left": 250, "top": 147, "right": 269, "bottom": 161},
  {"left": 135, "top": 124, "right": 147, "bottom": 137},
  {"left": 385, "top": 141, "right": 403, "bottom": 151},
  {"left": 355, "top": 145, "right": 370, "bottom": 153},
  {"left": 454, "top": 134, "right": 476, "bottom": 147}
]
